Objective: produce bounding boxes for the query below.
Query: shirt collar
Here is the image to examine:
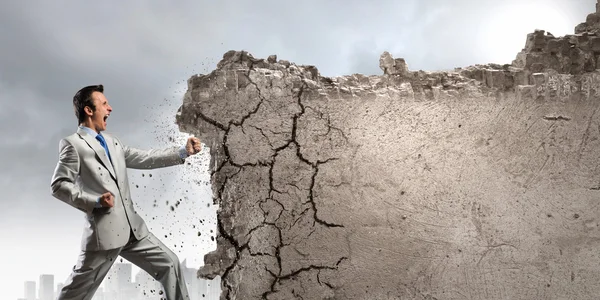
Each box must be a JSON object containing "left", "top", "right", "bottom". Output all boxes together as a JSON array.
[{"left": 78, "top": 125, "right": 99, "bottom": 138}]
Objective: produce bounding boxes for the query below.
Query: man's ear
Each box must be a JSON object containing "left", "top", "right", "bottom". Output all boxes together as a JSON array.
[{"left": 84, "top": 106, "right": 93, "bottom": 116}]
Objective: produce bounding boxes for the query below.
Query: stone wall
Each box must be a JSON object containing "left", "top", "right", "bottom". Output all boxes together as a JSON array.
[{"left": 175, "top": 2, "right": 600, "bottom": 299}]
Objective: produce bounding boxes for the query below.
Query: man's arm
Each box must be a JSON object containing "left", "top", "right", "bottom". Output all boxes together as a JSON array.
[
  {"left": 50, "top": 139, "right": 100, "bottom": 214},
  {"left": 116, "top": 136, "right": 187, "bottom": 170}
]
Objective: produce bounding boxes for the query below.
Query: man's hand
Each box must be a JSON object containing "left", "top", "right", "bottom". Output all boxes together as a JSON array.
[
  {"left": 99, "top": 192, "right": 114, "bottom": 208},
  {"left": 186, "top": 137, "right": 202, "bottom": 155}
]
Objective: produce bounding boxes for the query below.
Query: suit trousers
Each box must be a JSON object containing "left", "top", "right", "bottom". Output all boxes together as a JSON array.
[{"left": 57, "top": 230, "right": 190, "bottom": 300}]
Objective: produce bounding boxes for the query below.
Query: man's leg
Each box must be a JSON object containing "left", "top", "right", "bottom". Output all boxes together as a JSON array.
[
  {"left": 120, "top": 232, "right": 190, "bottom": 300},
  {"left": 57, "top": 248, "right": 121, "bottom": 300}
]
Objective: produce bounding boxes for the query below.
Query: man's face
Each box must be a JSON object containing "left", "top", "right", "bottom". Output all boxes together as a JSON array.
[{"left": 88, "top": 91, "right": 112, "bottom": 132}]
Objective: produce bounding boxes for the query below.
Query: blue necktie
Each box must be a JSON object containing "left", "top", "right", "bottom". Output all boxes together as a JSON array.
[{"left": 95, "top": 134, "right": 112, "bottom": 163}]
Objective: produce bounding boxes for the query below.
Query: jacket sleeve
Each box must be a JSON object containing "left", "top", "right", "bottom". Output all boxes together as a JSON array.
[
  {"left": 50, "top": 138, "right": 99, "bottom": 214},
  {"left": 115, "top": 136, "right": 186, "bottom": 169}
]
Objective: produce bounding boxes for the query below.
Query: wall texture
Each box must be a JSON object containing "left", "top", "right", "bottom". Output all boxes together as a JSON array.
[{"left": 176, "top": 2, "right": 600, "bottom": 299}]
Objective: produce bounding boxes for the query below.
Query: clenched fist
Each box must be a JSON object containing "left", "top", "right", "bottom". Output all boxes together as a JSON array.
[
  {"left": 99, "top": 192, "right": 114, "bottom": 208},
  {"left": 186, "top": 136, "right": 202, "bottom": 155}
]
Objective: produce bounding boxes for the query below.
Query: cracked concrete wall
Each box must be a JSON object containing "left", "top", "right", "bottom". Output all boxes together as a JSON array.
[{"left": 176, "top": 3, "right": 600, "bottom": 299}]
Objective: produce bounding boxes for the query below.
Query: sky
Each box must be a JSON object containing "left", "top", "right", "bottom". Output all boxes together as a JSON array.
[{"left": 0, "top": 0, "right": 594, "bottom": 299}]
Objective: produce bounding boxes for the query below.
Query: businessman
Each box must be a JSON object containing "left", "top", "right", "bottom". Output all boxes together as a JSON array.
[{"left": 51, "top": 84, "right": 201, "bottom": 300}]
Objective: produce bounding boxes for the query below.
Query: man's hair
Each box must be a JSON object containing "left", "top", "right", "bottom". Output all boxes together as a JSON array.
[{"left": 73, "top": 84, "right": 104, "bottom": 125}]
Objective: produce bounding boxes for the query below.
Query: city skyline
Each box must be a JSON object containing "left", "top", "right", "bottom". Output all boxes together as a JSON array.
[{"left": 16, "top": 260, "right": 221, "bottom": 300}]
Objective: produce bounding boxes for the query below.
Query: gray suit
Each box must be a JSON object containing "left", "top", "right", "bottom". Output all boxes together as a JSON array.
[{"left": 51, "top": 127, "right": 191, "bottom": 300}]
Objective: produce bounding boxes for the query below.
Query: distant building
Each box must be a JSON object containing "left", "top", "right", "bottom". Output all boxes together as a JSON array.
[
  {"left": 24, "top": 281, "right": 36, "bottom": 300},
  {"left": 105, "top": 263, "right": 137, "bottom": 300},
  {"left": 91, "top": 286, "right": 105, "bottom": 300},
  {"left": 205, "top": 276, "right": 221, "bottom": 300},
  {"left": 55, "top": 282, "right": 64, "bottom": 299},
  {"left": 39, "top": 274, "right": 54, "bottom": 300},
  {"left": 135, "top": 268, "right": 161, "bottom": 299},
  {"left": 180, "top": 261, "right": 220, "bottom": 300},
  {"left": 181, "top": 259, "right": 203, "bottom": 299}
]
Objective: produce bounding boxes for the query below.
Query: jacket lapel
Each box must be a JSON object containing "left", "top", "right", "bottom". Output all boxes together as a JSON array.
[
  {"left": 77, "top": 128, "right": 117, "bottom": 180},
  {"left": 103, "top": 133, "right": 120, "bottom": 181}
]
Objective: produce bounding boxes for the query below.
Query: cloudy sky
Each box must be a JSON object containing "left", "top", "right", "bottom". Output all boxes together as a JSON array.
[{"left": 0, "top": 0, "right": 594, "bottom": 299}]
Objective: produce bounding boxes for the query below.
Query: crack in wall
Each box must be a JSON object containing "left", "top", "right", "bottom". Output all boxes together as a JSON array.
[
  {"left": 186, "top": 56, "right": 350, "bottom": 298},
  {"left": 258, "top": 72, "right": 346, "bottom": 297},
  {"left": 263, "top": 257, "right": 348, "bottom": 299}
]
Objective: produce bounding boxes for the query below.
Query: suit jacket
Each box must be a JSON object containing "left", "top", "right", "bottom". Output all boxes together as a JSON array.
[{"left": 51, "top": 127, "right": 186, "bottom": 251}]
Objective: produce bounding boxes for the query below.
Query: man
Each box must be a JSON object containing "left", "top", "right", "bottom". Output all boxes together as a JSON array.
[{"left": 50, "top": 84, "right": 201, "bottom": 300}]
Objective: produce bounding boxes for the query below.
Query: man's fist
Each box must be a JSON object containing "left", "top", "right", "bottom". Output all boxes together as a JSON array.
[
  {"left": 99, "top": 192, "right": 114, "bottom": 208},
  {"left": 186, "top": 137, "right": 202, "bottom": 155}
]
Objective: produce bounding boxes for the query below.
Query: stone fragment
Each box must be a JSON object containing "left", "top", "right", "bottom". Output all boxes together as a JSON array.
[{"left": 379, "top": 51, "right": 409, "bottom": 76}]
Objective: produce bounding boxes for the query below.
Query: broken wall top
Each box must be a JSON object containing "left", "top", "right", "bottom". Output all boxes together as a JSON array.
[{"left": 185, "top": 1, "right": 600, "bottom": 107}]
